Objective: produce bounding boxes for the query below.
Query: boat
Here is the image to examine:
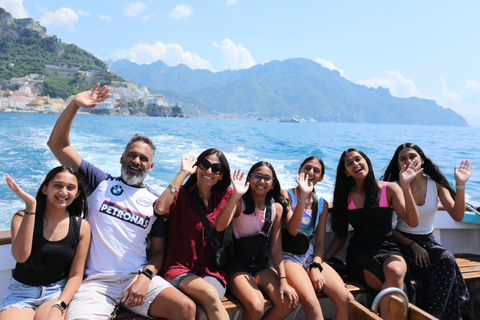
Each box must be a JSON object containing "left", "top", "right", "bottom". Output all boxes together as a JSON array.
[
  {"left": 279, "top": 117, "right": 301, "bottom": 123},
  {"left": 1, "top": 207, "right": 479, "bottom": 319}
]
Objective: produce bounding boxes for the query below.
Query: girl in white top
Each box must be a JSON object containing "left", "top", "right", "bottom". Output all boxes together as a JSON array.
[
  {"left": 383, "top": 143, "right": 473, "bottom": 320},
  {"left": 216, "top": 161, "right": 298, "bottom": 320}
]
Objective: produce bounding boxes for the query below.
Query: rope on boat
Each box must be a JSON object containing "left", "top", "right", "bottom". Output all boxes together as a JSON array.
[{"left": 466, "top": 202, "right": 480, "bottom": 216}]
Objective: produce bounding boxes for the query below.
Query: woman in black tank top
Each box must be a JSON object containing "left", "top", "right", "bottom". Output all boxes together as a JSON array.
[{"left": 0, "top": 166, "right": 91, "bottom": 320}]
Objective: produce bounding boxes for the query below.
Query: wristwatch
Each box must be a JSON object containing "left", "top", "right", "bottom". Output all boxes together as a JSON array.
[
  {"left": 141, "top": 267, "right": 154, "bottom": 280},
  {"left": 168, "top": 183, "right": 179, "bottom": 194},
  {"left": 52, "top": 300, "right": 68, "bottom": 313},
  {"left": 309, "top": 261, "right": 323, "bottom": 272}
]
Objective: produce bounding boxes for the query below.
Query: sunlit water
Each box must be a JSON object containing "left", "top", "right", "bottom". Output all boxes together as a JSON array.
[{"left": 1, "top": 113, "right": 479, "bottom": 231}]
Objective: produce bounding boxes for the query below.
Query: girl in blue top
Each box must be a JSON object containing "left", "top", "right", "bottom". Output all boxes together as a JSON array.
[{"left": 281, "top": 156, "right": 353, "bottom": 320}]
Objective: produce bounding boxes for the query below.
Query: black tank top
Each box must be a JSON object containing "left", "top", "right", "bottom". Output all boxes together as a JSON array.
[{"left": 13, "top": 215, "right": 81, "bottom": 286}]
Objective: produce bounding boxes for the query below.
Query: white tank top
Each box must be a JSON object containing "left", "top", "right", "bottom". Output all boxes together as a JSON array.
[{"left": 396, "top": 177, "right": 438, "bottom": 234}]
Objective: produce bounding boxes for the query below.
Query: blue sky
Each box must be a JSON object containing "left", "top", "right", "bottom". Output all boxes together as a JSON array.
[{"left": 2, "top": 0, "right": 480, "bottom": 126}]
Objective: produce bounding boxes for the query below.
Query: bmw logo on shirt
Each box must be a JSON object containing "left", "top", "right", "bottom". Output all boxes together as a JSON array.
[{"left": 111, "top": 185, "right": 124, "bottom": 196}]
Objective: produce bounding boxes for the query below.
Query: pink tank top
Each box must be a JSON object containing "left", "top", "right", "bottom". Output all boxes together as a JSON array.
[
  {"left": 348, "top": 182, "right": 389, "bottom": 210},
  {"left": 232, "top": 198, "right": 276, "bottom": 238}
]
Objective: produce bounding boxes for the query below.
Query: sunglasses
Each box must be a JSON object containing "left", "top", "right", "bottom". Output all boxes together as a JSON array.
[
  {"left": 251, "top": 173, "right": 273, "bottom": 183},
  {"left": 198, "top": 158, "right": 224, "bottom": 175}
]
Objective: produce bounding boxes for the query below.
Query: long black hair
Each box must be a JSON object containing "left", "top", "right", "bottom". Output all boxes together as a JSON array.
[
  {"left": 243, "top": 161, "right": 289, "bottom": 218},
  {"left": 331, "top": 148, "right": 379, "bottom": 238},
  {"left": 382, "top": 142, "right": 455, "bottom": 199},
  {"left": 299, "top": 156, "right": 325, "bottom": 177},
  {"left": 183, "top": 148, "right": 232, "bottom": 190},
  {"left": 26, "top": 166, "right": 88, "bottom": 269}
]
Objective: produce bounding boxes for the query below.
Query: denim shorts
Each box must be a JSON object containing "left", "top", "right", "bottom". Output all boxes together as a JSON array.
[{"left": 0, "top": 277, "right": 67, "bottom": 311}]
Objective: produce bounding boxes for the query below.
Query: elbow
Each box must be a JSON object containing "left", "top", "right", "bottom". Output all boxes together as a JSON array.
[
  {"left": 286, "top": 226, "right": 299, "bottom": 236},
  {"left": 407, "top": 220, "right": 419, "bottom": 228},
  {"left": 12, "top": 252, "right": 29, "bottom": 264}
]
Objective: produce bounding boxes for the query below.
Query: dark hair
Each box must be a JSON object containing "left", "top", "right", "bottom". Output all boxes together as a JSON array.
[
  {"left": 124, "top": 133, "right": 156, "bottom": 159},
  {"left": 183, "top": 148, "right": 231, "bottom": 190},
  {"left": 299, "top": 156, "right": 325, "bottom": 177},
  {"left": 382, "top": 143, "right": 455, "bottom": 199},
  {"left": 26, "top": 166, "right": 88, "bottom": 269},
  {"left": 331, "top": 148, "right": 379, "bottom": 238},
  {"left": 242, "top": 161, "right": 289, "bottom": 217}
]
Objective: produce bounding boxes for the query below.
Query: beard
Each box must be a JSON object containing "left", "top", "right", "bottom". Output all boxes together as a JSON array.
[{"left": 121, "top": 161, "right": 149, "bottom": 186}]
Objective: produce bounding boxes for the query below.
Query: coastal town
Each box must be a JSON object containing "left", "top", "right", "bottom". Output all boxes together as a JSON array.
[{"left": 0, "top": 64, "right": 169, "bottom": 114}]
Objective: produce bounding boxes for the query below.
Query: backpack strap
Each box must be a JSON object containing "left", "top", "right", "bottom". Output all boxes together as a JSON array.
[
  {"left": 72, "top": 215, "right": 83, "bottom": 246},
  {"left": 261, "top": 200, "right": 272, "bottom": 234},
  {"left": 190, "top": 190, "right": 221, "bottom": 249}
]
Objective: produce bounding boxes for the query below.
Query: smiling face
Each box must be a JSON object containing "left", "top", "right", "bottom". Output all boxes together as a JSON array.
[
  {"left": 42, "top": 171, "right": 80, "bottom": 209},
  {"left": 299, "top": 159, "right": 324, "bottom": 186},
  {"left": 397, "top": 147, "right": 423, "bottom": 170},
  {"left": 120, "top": 141, "right": 154, "bottom": 186},
  {"left": 343, "top": 151, "right": 369, "bottom": 179},
  {"left": 248, "top": 165, "right": 274, "bottom": 196},
  {"left": 196, "top": 154, "right": 224, "bottom": 189}
]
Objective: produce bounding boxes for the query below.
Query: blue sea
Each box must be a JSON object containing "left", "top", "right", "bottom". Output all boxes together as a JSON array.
[{"left": 1, "top": 112, "right": 479, "bottom": 231}]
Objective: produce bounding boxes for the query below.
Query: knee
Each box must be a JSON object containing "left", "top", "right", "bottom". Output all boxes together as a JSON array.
[
  {"left": 243, "top": 299, "right": 265, "bottom": 320},
  {"left": 179, "top": 298, "right": 196, "bottom": 319},
  {"left": 198, "top": 285, "right": 221, "bottom": 306},
  {"left": 275, "top": 299, "right": 295, "bottom": 317},
  {"left": 385, "top": 265, "right": 406, "bottom": 283},
  {"left": 440, "top": 250, "right": 456, "bottom": 266}
]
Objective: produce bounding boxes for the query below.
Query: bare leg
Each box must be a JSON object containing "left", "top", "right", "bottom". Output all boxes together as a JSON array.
[
  {"left": 363, "top": 255, "right": 407, "bottom": 320},
  {"left": 285, "top": 261, "right": 324, "bottom": 320},
  {"left": 255, "top": 268, "right": 295, "bottom": 320},
  {"left": 148, "top": 287, "right": 196, "bottom": 320},
  {"left": 228, "top": 272, "right": 266, "bottom": 320},
  {"left": 315, "top": 263, "right": 353, "bottom": 320},
  {"left": 0, "top": 307, "right": 35, "bottom": 320},
  {"left": 179, "top": 275, "right": 229, "bottom": 320}
]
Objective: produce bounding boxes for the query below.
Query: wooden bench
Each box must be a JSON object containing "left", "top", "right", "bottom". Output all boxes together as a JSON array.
[{"left": 115, "top": 253, "right": 480, "bottom": 319}]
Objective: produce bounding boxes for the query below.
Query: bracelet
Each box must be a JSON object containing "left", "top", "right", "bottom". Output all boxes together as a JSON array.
[
  {"left": 309, "top": 261, "right": 323, "bottom": 272},
  {"left": 24, "top": 212, "right": 35, "bottom": 215},
  {"left": 225, "top": 203, "right": 234, "bottom": 212},
  {"left": 51, "top": 301, "right": 68, "bottom": 314},
  {"left": 408, "top": 241, "right": 415, "bottom": 249},
  {"left": 456, "top": 184, "right": 466, "bottom": 190},
  {"left": 297, "top": 198, "right": 309, "bottom": 203},
  {"left": 279, "top": 276, "right": 287, "bottom": 281}
]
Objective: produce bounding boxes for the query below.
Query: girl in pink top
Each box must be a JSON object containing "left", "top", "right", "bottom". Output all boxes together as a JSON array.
[{"left": 216, "top": 161, "right": 298, "bottom": 320}]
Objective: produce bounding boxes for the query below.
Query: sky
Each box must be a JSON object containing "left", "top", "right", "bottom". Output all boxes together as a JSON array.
[{"left": 2, "top": 0, "right": 480, "bottom": 126}]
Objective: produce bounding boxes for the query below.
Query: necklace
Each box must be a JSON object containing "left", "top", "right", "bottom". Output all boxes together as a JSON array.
[{"left": 199, "top": 190, "right": 211, "bottom": 201}]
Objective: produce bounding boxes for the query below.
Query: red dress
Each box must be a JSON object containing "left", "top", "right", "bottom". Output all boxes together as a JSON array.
[{"left": 160, "top": 184, "right": 233, "bottom": 285}]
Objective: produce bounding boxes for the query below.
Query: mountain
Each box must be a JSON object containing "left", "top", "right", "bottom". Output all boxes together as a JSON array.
[
  {"left": 0, "top": 7, "right": 123, "bottom": 97},
  {"left": 107, "top": 58, "right": 468, "bottom": 126}
]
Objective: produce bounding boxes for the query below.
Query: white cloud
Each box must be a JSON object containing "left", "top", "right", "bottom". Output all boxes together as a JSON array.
[
  {"left": 113, "top": 41, "right": 213, "bottom": 71},
  {"left": 435, "top": 76, "right": 480, "bottom": 126},
  {"left": 0, "top": 0, "right": 28, "bottom": 18},
  {"left": 77, "top": 9, "right": 90, "bottom": 16},
  {"left": 213, "top": 39, "right": 256, "bottom": 70},
  {"left": 465, "top": 79, "right": 480, "bottom": 91},
  {"left": 356, "top": 70, "right": 422, "bottom": 98},
  {"left": 124, "top": 2, "right": 147, "bottom": 17},
  {"left": 98, "top": 14, "right": 112, "bottom": 22},
  {"left": 168, "top": 4, "right": 193, "bottom": 20},
  {"left": 315, "top": 58, "right": 345, "bottom": 77},
  {"left": 227, "top": 0, "right": 238, "bottom": 5},
  {"left": 39, "top": 7, "right": 79, "bottom": 31}
]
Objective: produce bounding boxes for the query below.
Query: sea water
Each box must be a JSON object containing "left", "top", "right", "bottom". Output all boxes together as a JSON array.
[{"left": 1, "top": 112, "right": 479, "bottom": 231}]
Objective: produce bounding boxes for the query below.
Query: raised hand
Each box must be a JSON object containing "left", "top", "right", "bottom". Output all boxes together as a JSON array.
[
  {"left": 74, "top": 83, "right": 111, "bottom": 109},
  {"left": 296, "top": 172, "right": 314, "bottom": 195},
  {"left": 399, "top": 159, "right": 423, "bottom": 186},
  {"left": 454, "top": 160, "right": 473, "bottom": 185},
  {"left": 6, "top": 174, "right": 36, "bottom": 212},
  {"left": 231, "top": 169, "right": 249, "bottom": 197},
  {"left": 180, "top": 154, "right": 197, "bottom": 176}
]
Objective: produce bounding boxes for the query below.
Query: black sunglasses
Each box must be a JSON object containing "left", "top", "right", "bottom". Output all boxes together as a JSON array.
[
  {"left": 251, "top": 173, "right": 273, "bottom": 183},
  {"left": 198, "top": 158, "right": 223, "bottom": 175}
]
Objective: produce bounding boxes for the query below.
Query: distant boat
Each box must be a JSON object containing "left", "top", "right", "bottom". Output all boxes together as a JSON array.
[{"left": 279, "top": 117, "right": 300, "bottom": 123}]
